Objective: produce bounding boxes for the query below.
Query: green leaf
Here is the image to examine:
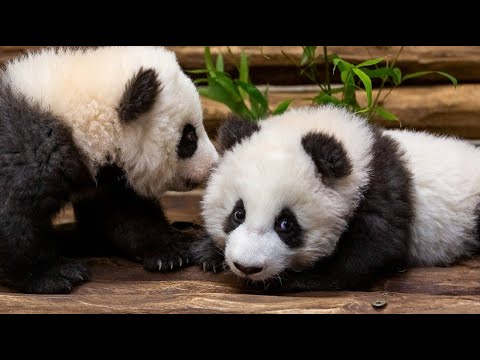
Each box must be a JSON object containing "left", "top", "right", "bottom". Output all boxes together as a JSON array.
[
  {"left": 235, "top": 80, "right": 268, "bottom": 118},
  {"left": 343, "top": 72, "right": 359, "bottom": 109},
  {"left": 301, "top": 46, "right": 317, "bottom": 66},
  {"left": 313, "top": 92, "right": 342, "bottom": 106},
  {"left": 272, "top": 99, "right": 293, "bottom": 115},
  {"left": 361, "top": 67, "right": 394, "bottom": 79},
  {"left": 204, "top": 47, "right": 215, "bottom": 76},
  {"left": 375, "top": 106, "right": 399, "bottom": 121},
  {"left": 215, "top": 52, "right": 224, "bottom": 72},
  {"left": 392, "top": 67, "right": 402, "bottom": 85},
  {"left": 353, "top": 68, "right": 373, "bottom": 108},
  {"left": 340, "top": 69, "right": 350, "bottom": 83},
  {"left": 193, "top": 78, "right": 209, "bottom": 84},
  {"left": 238, "top": 51, "right": 249, "bottom": 99},
  {"left": 355, "top": 107, "right": 370, "bottom": 114},
  {"left": 333, "top": 58, "right": 353, "bottom": 74},
  {"left": 186, "top": 69, "right": 209, "bottom": 74},
  {"left": 402, "top": 71, "right": 458, "bottom": 87},
  {"left": 239, "top": 51, "right": 249, "bottom": 83},
  {"left": 354, "top": 57, "right": 384, "bottom": 68},
  {"left": 263, "top": 85, "right": 269, "bottom": 103},
  {"left": 199, "top": 74, "right": 253, "bottom": 119}
]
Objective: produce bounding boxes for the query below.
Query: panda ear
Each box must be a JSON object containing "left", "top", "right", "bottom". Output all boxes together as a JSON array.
[
  {"left": 302, "top": 132, "right": 352, "bottom": 184},
  {"left": 217, "top": 115, "right": 260, "bottom": 154},
  {"left": 117, "top": 67, "right": 161, "bottom": 123}
]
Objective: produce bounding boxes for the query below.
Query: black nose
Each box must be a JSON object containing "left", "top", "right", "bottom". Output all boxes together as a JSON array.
[{"left": 233, "top": 262, "right": 263, "bottom": 275}]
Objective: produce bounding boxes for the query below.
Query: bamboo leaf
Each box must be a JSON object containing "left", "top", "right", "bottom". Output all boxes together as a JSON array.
[
  {"left": 216, "top": 52, "right": 224, "bottom": 72},
  {"left": 333, "top": 58, "right": 353, "bottom": 74},
  {"left": 392, "top": 67, "right": 402, "bottom": 85},
  {"left": 354, "top": 57, "right": 384, "bottom": 68},
  {"left": 186, "top": 69, "right": 209, "bottom": 74},
  {"left": 204, "top": 47, "right": 216, "bottom": 76},
  {"left": 235, "top": 80, "right": 268, "bottom": 118},
  {"left": 313, "top": 93, "right": 342, "bottom": 106},
  {"left": 199, "top": 76, "right": 253, "bottom": 119},
  {"left": 353, "top": 68, "right": 373, "bottom": 108},
  {"left": 375, "top": 106, "right": 399, "bottom": 121},
  {"left": 402, "top": 71, "right": 458, "bottom": 87},
  {"left": 193, "top": 78, "right": 209, "bottom": 84},
  {"left": 301, "top": 46, "right": 317, "bottom": 65},
  {"left": 239, "top": 51, "right": 249, "bottom": 99},
  {"left": 272, "top": 99, "right": 294, "bottom": 115}
]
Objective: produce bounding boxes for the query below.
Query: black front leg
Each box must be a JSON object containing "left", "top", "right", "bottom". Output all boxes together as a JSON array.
[
  {"left": 72, "top": 165, "right": 196, "bottom": 272},
  {"left": 190, "top": 231, "right": 226, "bottom": 273}
]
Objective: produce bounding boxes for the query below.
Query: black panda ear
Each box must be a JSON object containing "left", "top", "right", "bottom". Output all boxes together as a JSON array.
[
  {"left": 117, "top": 67, "right": 161, "bottom": 123},
  {"left": 302, "top": 132, "right": 352, "bottom": 184},
  {"left": 217, "top": 115, "right": 260, "bottom": 154}
]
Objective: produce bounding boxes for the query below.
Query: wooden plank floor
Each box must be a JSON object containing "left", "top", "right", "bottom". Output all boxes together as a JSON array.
[{"left": 1, "top": 192, "right": 480, "bottom": 314}]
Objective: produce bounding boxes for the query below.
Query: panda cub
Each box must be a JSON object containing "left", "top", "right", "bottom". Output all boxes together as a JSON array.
[
  {"left": 0, "top": 46, "right": 218, "bottom": 293},
  {"left": 195, "top": 105, "right": 480, "bottom": 291}
]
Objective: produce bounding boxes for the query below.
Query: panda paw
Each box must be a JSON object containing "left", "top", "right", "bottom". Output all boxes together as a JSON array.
[
  {"left": 143, "top": 252, "right": 191, "bottom": 272},
  {"left": 21, "top": 258, "right": 90, "bottom": 294},
  {"left": 190, "top": 233, "right": 225, "bottom": 273},
  {"left": 143, "top": 227, "right": 197, "bottom": 272}
]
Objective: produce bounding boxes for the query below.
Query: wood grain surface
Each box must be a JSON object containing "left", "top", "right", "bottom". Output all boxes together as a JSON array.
[
  {"left": 0, "top": 193, "right": 479, "bottom": 314},
  {"left": 2, "top": 46, "right": 480, "bottom": 84},
  {"left": 202, "top": 84, "right": 480, "bottom": 139}
]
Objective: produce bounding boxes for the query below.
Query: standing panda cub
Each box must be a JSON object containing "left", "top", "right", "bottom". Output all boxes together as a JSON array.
[
  {"left": 0, "top": 46, "right": 218, "bottom": 294},
  {"left": 195, "top": 105, "right": 480, "bottom": 291}
]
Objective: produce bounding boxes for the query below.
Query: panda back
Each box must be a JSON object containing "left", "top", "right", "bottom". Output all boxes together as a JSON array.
[{"left": 385, "top": 129, "right": 480, "bottom": 265}]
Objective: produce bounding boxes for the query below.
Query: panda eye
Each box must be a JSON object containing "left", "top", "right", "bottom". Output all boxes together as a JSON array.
[
  {"left": 233, "top": 209, "right": 245, "bottom": 223},
  {"left": 274, "top": 208, "right": 302, "bottom": 247},
  {"left": 278, "top": 219, "right": 293, "bottom": 232},
  {"left": 186, "top": 128, "right": 197, "bottom": 143},
  {"left": 177, "top": 124, "right": 198, "bottom": 159}
]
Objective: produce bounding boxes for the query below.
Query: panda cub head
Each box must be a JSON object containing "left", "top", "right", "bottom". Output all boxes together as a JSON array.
[
  {"left": 3, "top": 46, "right": 218, "bottom": 199},
  {"left": 201, "top": 106, "right": 375, "bottom": 281}
]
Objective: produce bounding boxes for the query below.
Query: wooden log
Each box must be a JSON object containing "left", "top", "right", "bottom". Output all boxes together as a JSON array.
[
  {"left": 1, "top": 46, "right": 479, "bottom": 84},
  {"left": 168, "top": 46, "right": 480, "bottom": 85},
  {"left": 2, "top": 256, "right": 480, "bottom": 314},
  {"left": 202, "top": 84, "right": 480, "bottom": 140},
  {"left": 9, "top": 190, "right": 480, "bottom": 313}
]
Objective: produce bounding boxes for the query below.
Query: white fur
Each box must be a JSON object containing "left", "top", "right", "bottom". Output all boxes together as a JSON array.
[
  {"left": 4, "top": 46, "right": 218, "bottom": 200},
  {"left": 225, "top": 226, "right": 293, "bottom": 280},
  {"left": 202, "top": 106, "right": 375, "bottom": 279},
  {"left": 386, "top": 129, "right": 480, "bottom": 265}
]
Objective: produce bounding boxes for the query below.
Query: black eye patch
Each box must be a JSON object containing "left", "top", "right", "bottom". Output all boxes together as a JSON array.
[
  {"left": 274, "top": 208, "right": 303, "bottom": 248},
  {"left": 177, "top": 124, "right": 198, "bottom": 159},
  {"left": 223, "top": 199, "right": 245, "bottom": 234}
]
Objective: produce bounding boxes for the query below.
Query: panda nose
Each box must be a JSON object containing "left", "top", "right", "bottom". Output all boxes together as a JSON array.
[{"left": 233, "top": 262, "right": 263, "bottom": 275}]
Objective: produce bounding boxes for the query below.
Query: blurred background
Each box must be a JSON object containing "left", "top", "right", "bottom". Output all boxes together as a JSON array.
[{"left": 2, "top": 46, "right": 479, "bottom": 143}]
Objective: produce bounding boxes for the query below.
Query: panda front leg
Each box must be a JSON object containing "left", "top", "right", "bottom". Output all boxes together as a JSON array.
[
  {"left": 0, "top": 215, "right": 90, "bottom": 294},
  {"left": 190, "top": 232, "right": 226, "bottom": 273},
  {"left": 73, "top": 185, "right": 196, "bottom": 272}
]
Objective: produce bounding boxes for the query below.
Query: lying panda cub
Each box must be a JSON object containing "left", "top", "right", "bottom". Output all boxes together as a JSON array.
[
  {"left": 194, "top": 105, "right": 480, "bottom": 291},
  {"left": 0, "top": 46, "right": 218, "bottom": 293}
]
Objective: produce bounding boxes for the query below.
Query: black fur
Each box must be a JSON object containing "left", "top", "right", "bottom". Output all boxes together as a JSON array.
[
  {"left": 190, "top": 231, "right": 226, "bottom": 272},
  {"left": 72, "top": 165, "right": 197, "bottom": 272},
  {"left": 0, "top": 80, "right": 93, "bottom": 293},
  {"left": 223, "top": 199, "right": 245, "bottom": 234},
  {"left": 117, "top": 67, "right": 160, "bottom": 123},
  {"left": 217, "top": 115, "right": 260, "bottom": 154},
  {"left": 274, "top": 208, "right": 303, "bottom": 248},
  {"left": 177, "top": 124, "right": 198, "bottom": 159},
  {"left": 302, "top": 132, "right": 353, "bottom": 184},
  {"left": 197, "top": 128, "right": 414, "bottom": 292},
  {"left": 278, "top": 129, "right": 414, "bottom": 291}
]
